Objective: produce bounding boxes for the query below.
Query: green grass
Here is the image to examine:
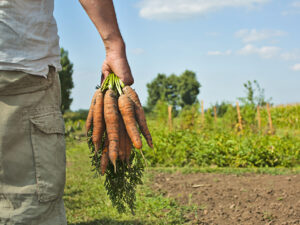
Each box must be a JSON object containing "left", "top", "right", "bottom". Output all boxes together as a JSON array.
[{"left": 64, "top": 138, "right": 195, "bottom": 225}]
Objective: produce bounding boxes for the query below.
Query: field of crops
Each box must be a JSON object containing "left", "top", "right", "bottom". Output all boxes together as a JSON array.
[
  {"left": 65, "top": 103, "right": 300, "bottom": 168},
  {"left": 64, "top": 103, "right": 300, "bottom": 224}
]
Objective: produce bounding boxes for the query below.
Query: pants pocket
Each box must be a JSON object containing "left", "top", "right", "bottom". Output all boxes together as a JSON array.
[
  {"left": 30, "top": 110, "right": 66, "bottom": 202},
  {"left": 0, "top": 68, "right": 54, "bottom": 96}
]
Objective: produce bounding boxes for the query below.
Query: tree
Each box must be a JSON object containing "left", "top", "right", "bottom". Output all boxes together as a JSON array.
[
  {"left": 238, "top": 80, "right": 271, "bottom": 106},
  {"left": 238, "top": 80, "right": 272, "bottom": 126},
  {"left": 59, "top": 48, "right": 74, "bottom": 113},
  {"left": 177, "top": 70, "right": 201, "bottom": 108},
  {"left": 146, "top": 73, "right": 168, "bottom": 110},
  {"left": 146, "top": 70, "right": 201, "bottom": 111}
]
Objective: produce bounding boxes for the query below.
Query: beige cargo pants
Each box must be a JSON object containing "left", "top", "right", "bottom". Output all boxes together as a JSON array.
[{"left": 0, "top": 67, "right": 67, "bottom": 224}]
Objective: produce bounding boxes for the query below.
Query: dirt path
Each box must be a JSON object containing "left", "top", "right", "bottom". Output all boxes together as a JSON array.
[{"left": 152, "top": 172, "right": 300, "bottom": 225}]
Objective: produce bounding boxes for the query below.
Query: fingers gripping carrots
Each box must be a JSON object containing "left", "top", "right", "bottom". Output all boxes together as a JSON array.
[{"left": 86, "top": 73, "right": 152, "bottom": 175}]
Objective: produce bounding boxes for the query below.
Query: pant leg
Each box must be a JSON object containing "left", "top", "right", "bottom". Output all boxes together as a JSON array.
[{"left": 0, "top": 68, "right": 67, "bottom": 225}]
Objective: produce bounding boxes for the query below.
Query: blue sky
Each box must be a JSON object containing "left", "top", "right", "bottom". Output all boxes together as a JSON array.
[{"left": 54, "top": 0, "right": 300, "bottom": 110}]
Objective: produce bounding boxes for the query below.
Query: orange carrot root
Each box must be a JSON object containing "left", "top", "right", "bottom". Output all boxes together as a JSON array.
[
  {"left": 104, "top": 89, "right": 119, "bottom": 172},
  {"left": 119, "top": 117, "right": 126, "bottom": 162},
  {"left": 125, "top": 131, "right": 132, "bottom": 165},
  {"left": 92, "top": 91, "right": 105, "bottom": 153},
  {"left": 86, "top": 89, "right": 99, "bottom": 135},
  {"left": 100, "top": 137, "right": 109, "bottom": 175},
  {"left": 118, "top": 94, "right": 142, "bottom": 149},
  {"left": 123, "top": 86, "right": 153, "bottom": 148}
]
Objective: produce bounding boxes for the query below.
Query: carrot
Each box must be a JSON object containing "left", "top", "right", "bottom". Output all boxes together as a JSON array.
[
  {"left": 92, "top": 90, "right": 105, "bottom": 152},
  {"left": 118, "top": 117, "right": 126, "bottom": 162},
  {"left": 100, "top": 137, "right": 109, "bottom": 175},
  {"left": 104, "top": 89, "right": 119, "bottom": 172},
  {"left": 118, "top": 94, "right": 142, "bottom": 149},
  {"left": 125, "top": 131, "right": 132, "bottom": 165},
  {"left": 123, "top": 86, "right": 153, "bottom": 148},
  {"left": 85, "top": 89, "right": 99, "bottom": 135}
]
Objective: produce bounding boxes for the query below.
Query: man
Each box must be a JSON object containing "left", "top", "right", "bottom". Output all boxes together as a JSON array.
[{"left": 0, "top": 0, "right": 133, "bottom": 224}]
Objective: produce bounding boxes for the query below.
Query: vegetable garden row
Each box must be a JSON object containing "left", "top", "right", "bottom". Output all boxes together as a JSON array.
[{"left": 65, "top": 102, "right": 300, "bottom": 169}]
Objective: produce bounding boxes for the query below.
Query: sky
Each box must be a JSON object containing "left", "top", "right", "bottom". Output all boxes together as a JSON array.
[{"left": 54, "top": 0, "right": 300, "bottom": 110}]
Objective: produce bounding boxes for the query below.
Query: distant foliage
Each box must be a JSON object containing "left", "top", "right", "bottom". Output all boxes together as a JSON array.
[
  {"left": 214, "top": 101, "right": 232, "bottom": 117},
  {"left": 261, "top": 104, "right": 300, "bottom": 130},
  {"left": 146, "top": 70, "right": 201, "bottom": 111},
  {"left": 179, "top": 103, "right": 201, "bottom": 130},
  {"left": 152, "top": 99, "right": 169, "bottom": 125},
  {"left": 64, "top": 109, "right": 89, "bottom": 121},
  {"left": 59, "top": 48, "right": 74, "bottom": 113},
  {"left": 238, "top": 80, "right": 271, "bottom": 106}
]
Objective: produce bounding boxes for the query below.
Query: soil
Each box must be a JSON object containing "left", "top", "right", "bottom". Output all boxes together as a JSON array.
[{"left": 152, "top": 172, "right": 300, "bottom": 225}]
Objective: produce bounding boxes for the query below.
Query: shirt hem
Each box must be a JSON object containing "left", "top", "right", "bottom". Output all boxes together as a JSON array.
[{"left": 0, "top": 64, "right": 62, "bottom": 77}]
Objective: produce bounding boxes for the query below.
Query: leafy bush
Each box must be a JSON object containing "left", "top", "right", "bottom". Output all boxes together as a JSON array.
[
  {"left": 178, "top": 103, "right": 201, "bottom": 129},
  {"left": 142, "top": 128, "right": 300, "bottom": 168},
  {"left": 64, "top": 109, "right": 89, "bottom": 121}
]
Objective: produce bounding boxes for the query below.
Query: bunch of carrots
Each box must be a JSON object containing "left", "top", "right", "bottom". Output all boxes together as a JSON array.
[{"left": 86, "top": 73, "right": 153, "bottom": 175}]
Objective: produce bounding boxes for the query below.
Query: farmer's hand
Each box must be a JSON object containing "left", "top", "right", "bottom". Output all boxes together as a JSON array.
[
  {"left": 79, "top": 0, "right": 134, "bottom": 86},
  {"left": 102, "top": 41, "right": 134, "bottom": 86}
]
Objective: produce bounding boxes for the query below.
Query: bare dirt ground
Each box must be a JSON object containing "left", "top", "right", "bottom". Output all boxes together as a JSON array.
[{"left": 152, "top": 172, "right": 300, "bottom": 225}]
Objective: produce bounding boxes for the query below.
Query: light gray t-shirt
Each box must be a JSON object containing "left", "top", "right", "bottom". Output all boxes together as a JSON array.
[{"left": 0, "top": 0, "right": 61, "bottom": 77}]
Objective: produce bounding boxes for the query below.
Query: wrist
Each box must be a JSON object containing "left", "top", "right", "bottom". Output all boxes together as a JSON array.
[{"left": 104, "top": 35, "right": 126, "bottom": 56}]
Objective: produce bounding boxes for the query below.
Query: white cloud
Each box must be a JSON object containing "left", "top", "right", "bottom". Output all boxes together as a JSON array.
[
  {"left": 138, "top": 0, "right": 270, "bottom": 20},
  {"left": 238, "top": 44, "right": 281, "bottom": 59},
  {"left": 291, "top": 1, "right": 300, "bottom": 8},
  {"left": 281, "top": 51, "right": 300, "bottom": 61},
  {"left": 207, "top": 50, "right": 232, "bottom": 56},
  {"left": 281, "top": 1, "right": 300, "bottom": 15},
  {"left": 131, "top": 48, "right": 145, "bottom": 55},
  {"left": 238, "top": 45, "right": 300, "bottom": 61},
  {"left": 292, "top": 63, "right": 300, "bottom": 71},
  {"left": 235, "top": 29, "right": 286, "bottom": 43}
]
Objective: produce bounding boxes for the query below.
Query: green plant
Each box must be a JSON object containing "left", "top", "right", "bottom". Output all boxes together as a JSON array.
[{"left": 142, "top": 127, "right": 300, "bottom": 168}]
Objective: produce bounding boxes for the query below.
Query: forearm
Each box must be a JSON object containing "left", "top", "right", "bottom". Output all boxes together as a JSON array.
[
  {"left": 79, "top": 0, "right": 125, "bottom": 54},
  {"left": 79, "top": 0, "right": 133, "bottom": 85}
]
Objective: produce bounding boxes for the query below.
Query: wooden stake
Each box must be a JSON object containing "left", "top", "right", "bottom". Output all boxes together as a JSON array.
[
  {"left": 266, "top": 103, "right": 274, "bottom": 133},
  {"left": 168, "top": 105, "right": 173, "bottom": 130},
  {"left": 236, "top": 101, "right": 243, "bottom": 131},
  {"left": 257, "top": 105, "right": 261, "bottom": 130},
  {"left": 201, "top": 100, "right": 205, "bottom": 124},
  {"left": 214, "top": 106, "right": 217, "bottom": 123}
]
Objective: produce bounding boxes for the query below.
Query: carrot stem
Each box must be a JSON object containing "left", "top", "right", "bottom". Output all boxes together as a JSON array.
[
  {"left": 119, "top": 79, "right": 125, "bottom": 89},
  {"left": 101, "top": 76, "right": 110, "bottom": 91},
  {"left": 101, "top": 73, "right": 124, "bottom": 95}
]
